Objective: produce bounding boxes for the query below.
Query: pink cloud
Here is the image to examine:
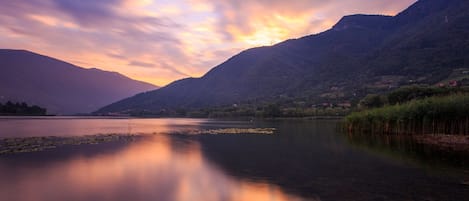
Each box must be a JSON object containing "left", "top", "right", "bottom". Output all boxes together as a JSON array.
[{"left": 0, "top": 0, "right": 416, "bottom": 86}]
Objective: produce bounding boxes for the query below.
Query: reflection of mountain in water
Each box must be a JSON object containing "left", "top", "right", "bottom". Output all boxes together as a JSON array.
[
  {"left": 192, "top": 120, "right": 469, "bottom": 201},
  {"left": 0, "top": 134, "right": 309, "bottom": 201},
  {"left": 1, "top": 119, "right": 468, "bottom": 201}
]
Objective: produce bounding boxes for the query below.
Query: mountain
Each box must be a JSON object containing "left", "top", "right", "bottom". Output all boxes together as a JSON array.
[
  {"left": 97, "top": 0, "right": 469, "bottom": 115},
  {"left": 0, "top": 50, "right": 157, "bottom": 114}
]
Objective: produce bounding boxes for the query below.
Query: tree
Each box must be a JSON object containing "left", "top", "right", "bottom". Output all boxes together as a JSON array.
[
  {"left": 263, "top": 104, "right": 282, "bottom": 117},
  {"left": 0, "top": 101, "right": 47, "bottom": 115},
  {"left": 359, "top": 94, "right": 386, "bottom": 109}
]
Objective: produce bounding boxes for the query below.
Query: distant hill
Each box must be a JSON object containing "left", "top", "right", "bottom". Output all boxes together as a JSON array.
[
  {"left": 97, "top": 0, "right": 469, "bottom": 115},
  {"left": 0, "top": 50, "right": 157, "bottom": 114}
]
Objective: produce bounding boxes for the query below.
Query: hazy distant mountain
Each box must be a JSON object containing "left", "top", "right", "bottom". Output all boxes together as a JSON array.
[
  {"left": 97, "top": 0, "right": 469, "bottom": 114},
  {"left": 0, "top": 50, "right": 157, "bottom": 114}
]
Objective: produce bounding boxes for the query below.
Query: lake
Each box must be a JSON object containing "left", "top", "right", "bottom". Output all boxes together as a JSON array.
[{"left": 0, "top": 117, "right": 468, "bottom": 201}]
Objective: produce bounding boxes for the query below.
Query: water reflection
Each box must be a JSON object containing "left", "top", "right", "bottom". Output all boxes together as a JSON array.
[
  {"left": 0, "top": 117, "right": 208, "bottom": 137},
  {"left": 0, "top": 119, "right": 468, "bottom": 201},
  {"left": 0, "top": 135, "right": 308, "bottom": 201},
  {"left": 345, "top": 132, "right": 469, "bottom": 172},
  {"left": 194, "top": 120, "right": 469, "bottom": 200}
]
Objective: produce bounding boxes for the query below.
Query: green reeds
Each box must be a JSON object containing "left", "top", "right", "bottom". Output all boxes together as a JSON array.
[{"left": 345, "top": 94, "right": 469, "bottom": 135}]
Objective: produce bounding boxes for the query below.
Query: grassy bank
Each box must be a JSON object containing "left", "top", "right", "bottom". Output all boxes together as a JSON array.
[{"left": 345, "top": 94, "right": 469, "bottom": 135}]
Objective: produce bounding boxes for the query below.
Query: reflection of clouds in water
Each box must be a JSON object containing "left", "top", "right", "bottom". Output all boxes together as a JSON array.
[
  {"left": 0, "top": 118, "right": 209, "bottom": 138},
  {"left": 0, "top": 135, "right": 308, "bottom": 201}
]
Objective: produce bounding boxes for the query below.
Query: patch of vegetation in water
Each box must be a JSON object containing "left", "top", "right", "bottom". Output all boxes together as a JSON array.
[
  {"left": 0, "top": 128, "right": 275, "bottom": 155},
  {"left": 185, "top": 128, "right": 276, "bottom": 135},
  {"left": 0, "top": 134, "right": 141, "bottom": 155}
]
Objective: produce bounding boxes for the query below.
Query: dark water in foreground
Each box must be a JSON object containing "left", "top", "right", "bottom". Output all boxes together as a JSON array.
[{"left": 0, "top": 117, "right": 468, "bottom": 201}]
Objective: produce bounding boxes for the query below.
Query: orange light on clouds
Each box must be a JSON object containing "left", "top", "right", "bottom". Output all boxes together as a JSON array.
[
  {"left": 0, "top": 0, "right": 416, "bottom": 86},
  {"left": 28, "top": 14, "right": 60, "bottom": 27}
]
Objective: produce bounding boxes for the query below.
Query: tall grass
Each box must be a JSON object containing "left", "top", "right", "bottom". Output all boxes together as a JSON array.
[{"left": 345, "top": 94, "right": 469, "bottom": 135}]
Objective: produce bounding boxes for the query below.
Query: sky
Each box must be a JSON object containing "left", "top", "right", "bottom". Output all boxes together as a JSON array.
[{"left": 0, "top": 0, "right": 416, "bottom": 86}]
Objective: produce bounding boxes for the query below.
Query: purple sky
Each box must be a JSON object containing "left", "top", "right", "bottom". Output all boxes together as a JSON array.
[{"left": 0, "top": 0, "right": 416, "bottom": 86}]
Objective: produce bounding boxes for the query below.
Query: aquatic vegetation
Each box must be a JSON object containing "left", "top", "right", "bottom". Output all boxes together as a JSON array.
[
  {"left": 345, "top": 94, "right": 469, "bottom": 135},
  {"left": 186, "top": 128, "right": 276, "bottom": 135},
  {"left": 0, "top": 128, "right": 275, "bottom": 154},
  {"left": 0, "top": 134, "right": 140, "bottom": 154}
]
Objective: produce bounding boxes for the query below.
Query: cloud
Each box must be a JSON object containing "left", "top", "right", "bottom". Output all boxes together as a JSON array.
[
  {"left": 190, "top": 0, "right": 416, "bottom": 44},
  {"left": 0, "top": 0, "right": 416, "bottom": 86},
  {"left": 53, "top": 0, "right": 120, "bottom": 27},
  {"left": 129, "top": 61, "right": 156, "bottom": 68}
]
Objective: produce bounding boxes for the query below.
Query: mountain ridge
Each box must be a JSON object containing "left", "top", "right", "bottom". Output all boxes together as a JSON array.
[
  {"left": 97, "top": 0, "right": 469, "bottom": 115},
  {"left": 0, "top": 49, "right": 158, "bottom": 114}
]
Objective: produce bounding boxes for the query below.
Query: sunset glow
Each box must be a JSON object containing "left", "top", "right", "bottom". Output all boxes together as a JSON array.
[
  {"left": 0, "top": 134, "right": 306, "bottom": 201},
  {"left": 0, "top": 0, "right": 416, "bottom": 86}
]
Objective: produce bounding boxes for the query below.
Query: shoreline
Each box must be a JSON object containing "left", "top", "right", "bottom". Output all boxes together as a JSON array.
[{"left": 414, "top": 134, "right": 469, "bottom": 152}]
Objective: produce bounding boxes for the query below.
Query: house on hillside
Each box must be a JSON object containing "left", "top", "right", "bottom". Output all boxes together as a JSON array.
[
  {"left": 337, "top": 102, "right": 352, "bottom": 108},
  {"left": 449, "top": 80, "right": 460, "bottom": 87}
]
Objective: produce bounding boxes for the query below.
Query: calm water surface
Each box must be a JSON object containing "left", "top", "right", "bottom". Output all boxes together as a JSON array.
[{"left": 0, "top": 117, "right": 468, "bottom": 201}]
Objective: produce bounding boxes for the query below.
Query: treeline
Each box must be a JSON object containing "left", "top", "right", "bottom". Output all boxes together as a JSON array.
[
  {"left": 0, "top": 101, "right": 47, "bottom": 116},
  {"left": 125, "top": 103, "right": 351, "bottom": 118},
  {"left": 189, "top": 104, "right": 350, "bottom": 118},
  {"left": 345, "top": 94, "right": 469, "bottom": 135},
  {"left": 359, "top": 85, "right": 469, "bottom": 109}
]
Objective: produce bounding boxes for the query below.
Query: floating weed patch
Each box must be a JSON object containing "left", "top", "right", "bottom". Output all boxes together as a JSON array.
[
  {"left": 187, "top": 128, "right": 276, "bottom": 135},
  {"left": 0, "top": 128, "right": 276, "bottom": 154},
  {"left": 0, "top": 134, "right": 142, "bottom": 155}
]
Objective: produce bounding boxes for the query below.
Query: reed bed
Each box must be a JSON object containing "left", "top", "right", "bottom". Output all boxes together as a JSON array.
[{"left": 345, "top": 94, "right": 469, "bottom": 135}]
